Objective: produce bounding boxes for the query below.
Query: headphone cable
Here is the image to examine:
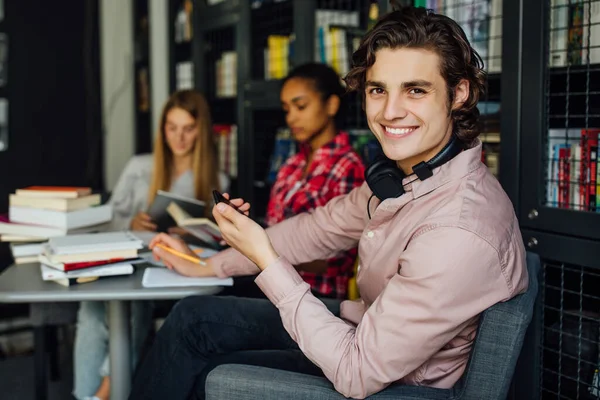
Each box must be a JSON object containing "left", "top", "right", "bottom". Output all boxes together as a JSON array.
[{"left": 366, "top": 176, "right": 420, "bottom": 220}]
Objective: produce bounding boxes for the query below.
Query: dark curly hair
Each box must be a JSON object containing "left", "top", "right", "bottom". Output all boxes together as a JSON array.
[{"left": 344, "top": 3, "right": 487, "bottom": 145}]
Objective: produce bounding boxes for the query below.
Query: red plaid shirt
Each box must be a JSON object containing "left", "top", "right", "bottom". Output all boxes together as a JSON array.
[{"left": 266, "top": 132, "right": 365, "bottom": 299}]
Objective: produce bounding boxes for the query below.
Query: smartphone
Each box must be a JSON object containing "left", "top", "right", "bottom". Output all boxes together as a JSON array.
[{"left": 212, "top": 190, "right": 246, "bottom": 216}]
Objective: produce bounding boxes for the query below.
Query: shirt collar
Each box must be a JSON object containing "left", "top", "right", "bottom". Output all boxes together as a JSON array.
[{"left": 401, "top": 138, "right": 484, "bottom": 199}]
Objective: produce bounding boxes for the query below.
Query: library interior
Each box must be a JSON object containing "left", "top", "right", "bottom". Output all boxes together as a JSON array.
[{"left": 0, "top": 0, "right": 598, "bottom": 399}]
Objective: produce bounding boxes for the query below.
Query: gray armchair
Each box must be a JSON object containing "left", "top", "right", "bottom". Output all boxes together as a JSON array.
[{"left": 205, "top": 252, "right": 541, "bottom": 400}]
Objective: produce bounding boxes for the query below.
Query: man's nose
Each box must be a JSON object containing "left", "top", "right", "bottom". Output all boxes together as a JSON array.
[{"left": 382, "top": 93, "right": 408, "bottom": 121}]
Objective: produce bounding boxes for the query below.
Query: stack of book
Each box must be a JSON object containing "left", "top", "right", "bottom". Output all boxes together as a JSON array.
[
  {"left": 39, "top": 231, "right": 144, "bottom": 287},
  {"left": 0, "top": 186, "right": 113, "bottom": 261}
]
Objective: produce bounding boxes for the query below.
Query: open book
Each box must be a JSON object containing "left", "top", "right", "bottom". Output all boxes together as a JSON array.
[
  {"left": 147, "top": 190, "right": 207, "bottom": 232},
  {"left": 167, "top": 202, "right": 222, "bottom": 246}
]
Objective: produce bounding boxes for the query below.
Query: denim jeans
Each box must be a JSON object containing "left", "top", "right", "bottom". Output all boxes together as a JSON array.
[
  {"left": 72, "top": 300, "right": 154, "bottom": 400},
  {"left": 128, "top": 295, "right": 341, "bottom": 400}
]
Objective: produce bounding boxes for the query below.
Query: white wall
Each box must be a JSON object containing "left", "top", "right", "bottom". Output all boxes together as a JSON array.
[
  {"left": 100, "top": 0, "right": 135, "bottom": 191},
  {"left": 149, "top": 0, "right": 170, "bottom": 137},
  {"left": 100, "top": 0, "right": 170, "bottom": 190}
]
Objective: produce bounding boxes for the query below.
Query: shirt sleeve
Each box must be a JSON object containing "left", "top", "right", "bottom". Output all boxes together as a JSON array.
[
  {"left": 211, "top": 182, "right": 371, "bottom": 278},
  {"left": 255, "top": 227, "right": 514, "bottom": 399}
]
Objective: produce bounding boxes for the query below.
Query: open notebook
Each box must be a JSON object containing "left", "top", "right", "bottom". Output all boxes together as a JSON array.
[{"left": 141, "top": 267, "right": 233, "bottom": 288}]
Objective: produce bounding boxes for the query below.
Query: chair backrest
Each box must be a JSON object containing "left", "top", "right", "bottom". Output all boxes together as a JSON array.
[{"left": 453, "top": 251, "right": 541, "bottom": 400}]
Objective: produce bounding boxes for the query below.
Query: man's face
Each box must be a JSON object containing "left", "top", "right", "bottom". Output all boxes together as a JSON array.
[{"left": 364, "top": 47, "right": 468, "bottom": 173}]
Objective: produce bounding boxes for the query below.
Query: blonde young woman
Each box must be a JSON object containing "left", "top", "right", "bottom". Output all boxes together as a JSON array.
[{"left": 72, "top": 90, "right": 229, "bottom": 400}]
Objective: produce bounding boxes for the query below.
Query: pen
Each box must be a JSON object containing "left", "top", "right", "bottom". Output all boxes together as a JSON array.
[{"left": 155, "top": 243, "right": 207, "bottom": 266}]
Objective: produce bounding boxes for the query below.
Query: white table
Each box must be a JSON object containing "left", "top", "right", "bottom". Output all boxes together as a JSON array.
[{"left": 0, "top": 262, "right": 224, "bottom": 400}]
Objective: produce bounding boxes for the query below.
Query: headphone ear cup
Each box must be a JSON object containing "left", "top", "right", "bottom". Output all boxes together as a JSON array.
[
  {"left": 364, "top": 154, "right": 393, "bottom": 182},
  {"left": 365, "top": 155, "right": 406, "bottom": 201}
]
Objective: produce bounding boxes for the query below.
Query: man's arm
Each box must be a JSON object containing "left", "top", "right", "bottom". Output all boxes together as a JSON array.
[
  {"left": 256, "top": 227, "right": 518, "bottom": 399},
  {"left": 211, "top": 182, "right": 371, "bottom": 278}
]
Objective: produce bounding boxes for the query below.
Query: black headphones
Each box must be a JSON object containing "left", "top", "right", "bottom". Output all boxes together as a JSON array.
[{"left": 365, "top": 134, "right": 465, "bottom": 201}]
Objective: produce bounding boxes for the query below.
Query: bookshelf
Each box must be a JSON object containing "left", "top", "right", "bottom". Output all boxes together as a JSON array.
[
  {"left": 169, "top": 0, "right": 195, "bottom": 93},
  {"left": 194, "top": 0, "right": 248, "bottom": 199},
  {"left": 513, "top": 1, "right": 600, "bottom": 399},
  {"left": 133, "top": 0, "right": 152, "bottom": 154}
]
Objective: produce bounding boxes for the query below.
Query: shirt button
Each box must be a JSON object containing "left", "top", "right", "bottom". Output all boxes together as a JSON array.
[{"left": 366, "top": 231, "right": 374, "bottom": 238}]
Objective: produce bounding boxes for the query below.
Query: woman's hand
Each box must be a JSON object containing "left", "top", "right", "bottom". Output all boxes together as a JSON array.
[
  {"left": 130, "top": 212, "right": 157, "bottom": 232},
  {"left": 212, "top": 197, "right": 278, "bottom": 270},
  {"left": 148, "top": 233, "right": 215, "bottom": 277}
]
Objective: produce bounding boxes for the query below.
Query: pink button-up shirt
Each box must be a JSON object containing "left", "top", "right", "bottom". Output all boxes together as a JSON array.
[{"left": 211, "top": 139, "right": 528, "bottom": 399}]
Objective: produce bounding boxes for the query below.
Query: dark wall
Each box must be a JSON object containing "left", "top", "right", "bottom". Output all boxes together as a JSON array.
[
  {"left": 0, "top": 0, "right": 102, "bottom": 270},
  {"left": 0, "top": 0, "right": 103, "bottom": 214}
]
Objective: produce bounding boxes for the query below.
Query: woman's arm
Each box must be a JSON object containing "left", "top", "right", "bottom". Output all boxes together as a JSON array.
[{"left": 105, "top": 156, "right": 152, "bottom": 231}]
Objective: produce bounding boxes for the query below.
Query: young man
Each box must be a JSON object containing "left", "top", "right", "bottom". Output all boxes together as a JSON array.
[{"left": 129, "top": 5, "right": 528, "bottom": 400}]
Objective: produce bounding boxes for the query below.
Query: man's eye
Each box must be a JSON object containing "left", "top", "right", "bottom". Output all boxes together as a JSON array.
[
  {"left": 368, "top": 88, "right": 385, "bottom": 95},
  {"left": 409, "top": 88, "right": 426, "bottom": 95}
]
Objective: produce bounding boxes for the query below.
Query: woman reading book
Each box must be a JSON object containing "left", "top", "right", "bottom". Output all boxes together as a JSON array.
[{"left": 72, "top": 89, "right": 228, "bottom": 400}]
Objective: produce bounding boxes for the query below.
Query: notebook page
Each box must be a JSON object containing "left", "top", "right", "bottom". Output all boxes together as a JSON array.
[{"left": 141, "top": 267, "right": 233, "bottom": 288}]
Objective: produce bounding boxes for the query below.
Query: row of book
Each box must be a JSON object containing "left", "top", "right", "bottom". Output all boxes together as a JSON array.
[
  {"left": 0, "top": 186, "right": 146, "bottom": 287},
  {"left": 0, "top": 186, "right": 113, "bottom": 264},
  {"left": 215, "top": 52, "right": 237, "bottom": 98},
  {"left": 547, "top": 128, "right": 599, "bottom": 212},
  {"left": 214, "top": 124, "right": 238, "bottom": 179},
  {"left": 263, "top": 8, "right": 364, "bottom": 80},
  {"left": 550, "top": 0, "right": 600, "bottom": 67},
  {"left": 38, "top": 231, "right": 142, "bottom": 287},
  {"left": 416, "top": 0, "right": 503, "bottom": 73}
]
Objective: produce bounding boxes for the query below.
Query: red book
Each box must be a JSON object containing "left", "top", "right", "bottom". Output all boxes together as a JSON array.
[
  {"left": 15, "top": 186, "right": 92, "bottom": 199},
  {"left": 580, "top": 129, "right": 599, "bottom": 211},
  {"left": 39, "top": 257, "right": 129, "bottom": 272}
]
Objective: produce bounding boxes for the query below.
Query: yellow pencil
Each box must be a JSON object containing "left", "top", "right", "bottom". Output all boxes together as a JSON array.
[{"left": 155, "top": 243, "right": 207, "bottom": 266}]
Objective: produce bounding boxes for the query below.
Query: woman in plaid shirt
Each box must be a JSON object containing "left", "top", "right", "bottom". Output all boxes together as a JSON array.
[{"left": 264, "top": 63, "right": 366, "bottom": 299}]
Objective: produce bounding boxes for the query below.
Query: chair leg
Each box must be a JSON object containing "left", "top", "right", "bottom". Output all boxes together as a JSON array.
[
  {"left": 34, "top": 326, "right": 48, "bottom": 400},
  {"left": 46, "top": 326, "right": 60, "bottom": 382}
]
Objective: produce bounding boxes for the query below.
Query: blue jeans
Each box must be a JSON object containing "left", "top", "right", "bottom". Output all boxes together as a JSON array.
[
  {"left": 72, "top": 300, "right": 154, "bottom": 400},
  {"left": 128, "top": 295, "right": 341, "bottom": 400}
]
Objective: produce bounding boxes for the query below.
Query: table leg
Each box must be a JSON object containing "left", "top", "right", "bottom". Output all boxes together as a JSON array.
[{"left": 108, "top": 300, "right": 131, "bottom": 400}]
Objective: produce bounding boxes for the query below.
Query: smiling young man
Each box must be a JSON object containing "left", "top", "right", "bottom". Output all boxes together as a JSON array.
[{"left": 129, "top": 5, "right": 528, "bottom": 400}]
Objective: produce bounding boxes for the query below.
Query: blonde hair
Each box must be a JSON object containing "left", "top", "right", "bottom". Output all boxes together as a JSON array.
[{"left": 148, "top": 90, "right": 219, "bottom": 215}]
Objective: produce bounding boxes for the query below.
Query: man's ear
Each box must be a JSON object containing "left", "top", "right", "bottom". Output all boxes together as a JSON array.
[
  {"left": 326, "top": 95, "right": 341, "bottom": 117},
  {"left": 451, "top": 79, "right": 470, "bottom": 110}
]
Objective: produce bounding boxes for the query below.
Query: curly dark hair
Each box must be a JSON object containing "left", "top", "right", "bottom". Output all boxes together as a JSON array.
[{"left": 344, "top": 3, "right": 487, "bottom": 144}]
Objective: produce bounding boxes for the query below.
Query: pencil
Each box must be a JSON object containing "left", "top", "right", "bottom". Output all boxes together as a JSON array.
[{"left": 155, "top": 243, "right": 207, "bottom": 266}]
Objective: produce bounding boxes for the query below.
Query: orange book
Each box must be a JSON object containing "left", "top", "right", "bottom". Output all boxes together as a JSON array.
[{"left": 15, "top": 186, "right": 92, "bottom": 199}]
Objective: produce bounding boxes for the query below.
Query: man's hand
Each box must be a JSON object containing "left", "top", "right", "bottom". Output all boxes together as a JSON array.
[
  {"left": 130, "top": 212, "right": 157, "bottom": 232},
  {"left": 149, "top": 233, "right": 216, "bottom": 277},
  {"left": 212, "top": 199, "right": 278, "bottom": 271}
]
